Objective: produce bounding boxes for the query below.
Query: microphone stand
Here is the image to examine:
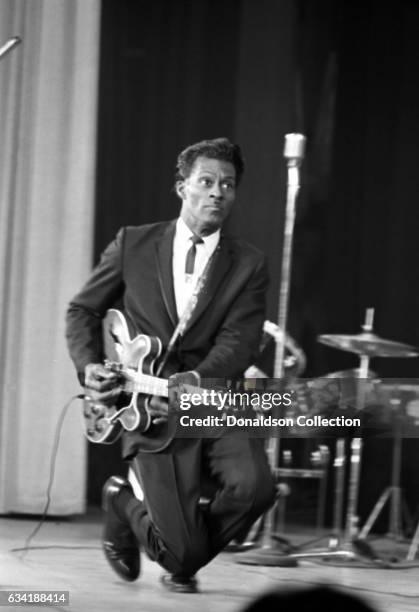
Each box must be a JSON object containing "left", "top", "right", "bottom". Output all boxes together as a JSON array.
[
  {"left": 236, "top": 133, "right": 306, "bottom": 566},
  {"left": 0, "top": 37, "right": 21, "bottom": 61},
  {"left": 235, "top": 155, "right": 392, "bottom": 567}
]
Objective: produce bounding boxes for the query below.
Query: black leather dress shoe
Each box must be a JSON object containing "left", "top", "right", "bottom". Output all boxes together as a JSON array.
[
  {"left": 160, "top": 573, "right": 198, "bottom": 594},
  {"left": 102, "top": 475, "right": 140, "bottom": 582}
]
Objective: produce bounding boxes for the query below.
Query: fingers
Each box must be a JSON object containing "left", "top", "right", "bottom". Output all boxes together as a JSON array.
[
  {"left": 148, "top": 396, "right": 168, "bottom": 416},
  {"left": 86, "top": 377, "right": 118, "bottom": 392},
  {"left": 151, "top": 417, "right": 166, "bottom": 425},
  {"left": 148, "top": 396, "right": 169, "bottom": 424},
  {"left": 85, "top": 363, "right": 119, "bottom": 391},
  {"left": 84, "top": 385, "right": 122, "bottom": 406},
  {"left": 84, "top": 363, "right": 121, "bottom": 405},
  {"left": 169, "top": 370, "right": 201, "bottom": 388}
]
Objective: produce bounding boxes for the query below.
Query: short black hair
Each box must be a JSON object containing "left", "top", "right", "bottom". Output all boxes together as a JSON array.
[{"left": 175, "top": 137, "right": 245, "bottom": 184}]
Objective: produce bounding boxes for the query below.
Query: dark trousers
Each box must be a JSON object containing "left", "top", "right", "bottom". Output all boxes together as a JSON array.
[{"left": 126, "top": 432, "right": 276, "bottom": 576}]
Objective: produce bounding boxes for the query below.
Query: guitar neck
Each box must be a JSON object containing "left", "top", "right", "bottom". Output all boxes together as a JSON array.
[
  {"left": 127, "top": 372, "right": 213, "bottom": 404},
  {"left": 132, "top": 372, "right": 169, "bottom": 398}
]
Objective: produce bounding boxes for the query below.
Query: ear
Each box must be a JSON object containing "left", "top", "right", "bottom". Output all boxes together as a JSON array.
[{"left": 175, "top": 180, "right": 186, "bottom": 200}]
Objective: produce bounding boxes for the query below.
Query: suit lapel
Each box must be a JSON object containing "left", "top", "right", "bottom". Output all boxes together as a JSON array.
[
  {"left": 184, "top": 234, "right": 234, "bottom": 333},
  {"left": 155, "top": 221, "right": 178, "bottom": 327}
]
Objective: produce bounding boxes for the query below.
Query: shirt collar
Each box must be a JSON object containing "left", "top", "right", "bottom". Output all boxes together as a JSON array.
[{"left": 176, "top": 217, "right": 220, "bottom": 251}]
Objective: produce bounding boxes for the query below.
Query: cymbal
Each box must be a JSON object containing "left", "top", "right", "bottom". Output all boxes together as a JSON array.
[
  {"left": 324, "top": 368, "right": 377, "bottom": 379},
  {"left": 318, "top": 332, "right": 419, "bottom": 358}
]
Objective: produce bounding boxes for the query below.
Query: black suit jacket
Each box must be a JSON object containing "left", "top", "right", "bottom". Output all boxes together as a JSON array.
[{"left": 66, "top": 220, "right": 268, "bottom": 454}]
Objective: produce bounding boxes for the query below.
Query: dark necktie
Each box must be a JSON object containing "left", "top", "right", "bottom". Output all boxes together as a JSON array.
[{"left": 185, "top": 235, "right": 204, "bottom": 275}]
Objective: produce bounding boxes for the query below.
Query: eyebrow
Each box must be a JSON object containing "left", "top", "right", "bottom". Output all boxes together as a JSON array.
[{"left": 197, "top": 171, "right": 236, "bottom": 180}]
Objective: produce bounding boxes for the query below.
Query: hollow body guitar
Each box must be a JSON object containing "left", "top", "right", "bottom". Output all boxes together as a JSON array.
[
  {"left": 82, "top": 309, "right": 233, "bottom": 451},
  {"left": 83, "top": 309, "right": 178, "bottom": 451}
]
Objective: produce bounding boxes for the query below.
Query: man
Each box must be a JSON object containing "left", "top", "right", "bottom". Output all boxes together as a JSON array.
[{"left": 66, "top": 137, "right": 276, "bottom": 593}]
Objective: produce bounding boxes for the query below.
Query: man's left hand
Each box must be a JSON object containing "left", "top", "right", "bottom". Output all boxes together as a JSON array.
[
  {"left": 148, "top": 372, "right": 201, "bottom": 425},
  {"left": 148, "top": 396, "right": 169, "bottom": 425},
  {"left": 168, "top": 371, "right": 201, "bottom": 411}
]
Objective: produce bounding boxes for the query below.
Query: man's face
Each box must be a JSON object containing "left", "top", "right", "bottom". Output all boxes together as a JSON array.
[{"left": 177, "top": 156, "right": 237, "bottom": 236}]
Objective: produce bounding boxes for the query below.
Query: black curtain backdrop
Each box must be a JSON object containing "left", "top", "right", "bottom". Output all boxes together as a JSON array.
[
  {"left": 95, "top": 0, "right": 241, "bottom": 246},
  {"left": 87, "top": 0, "right": 419, "bottom": 519},
  {"left": 324, "top": 1, "right": 419, "bottom": 381}
]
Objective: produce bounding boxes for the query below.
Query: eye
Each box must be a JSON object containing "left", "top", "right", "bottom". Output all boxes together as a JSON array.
[
  {"left": 199, "top": 177, "right": 213, "bottom": 187},
  {"left": 221, "top": 181, "right": 235, "bottom": 190}
]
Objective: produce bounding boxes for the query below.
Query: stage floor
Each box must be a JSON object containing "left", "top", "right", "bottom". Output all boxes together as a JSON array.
[{"left": 1, "top": 511, "right": 419, "bottom": 612}]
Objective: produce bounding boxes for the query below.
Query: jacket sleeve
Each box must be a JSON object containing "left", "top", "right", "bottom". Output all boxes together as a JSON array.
[
  {"left": 195, "top": 253, "right": 268, "bottom": 379},
  {"left": 65, "top": 229, "right": 126, "bottom": 382}
]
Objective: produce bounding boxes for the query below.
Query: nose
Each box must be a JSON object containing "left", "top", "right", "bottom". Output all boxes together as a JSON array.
[{"left": 210, "top": 181, "right": 223, "bottom": 199}]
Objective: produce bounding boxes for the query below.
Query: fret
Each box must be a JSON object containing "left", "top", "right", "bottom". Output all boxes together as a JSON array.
[{"left": 119, "top": 368, "right": 208, "bottom": 400}]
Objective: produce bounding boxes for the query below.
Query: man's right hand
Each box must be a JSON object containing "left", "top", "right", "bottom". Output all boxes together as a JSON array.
[{"left": 84, "top": 363, "right": 122, "bottom": 406}]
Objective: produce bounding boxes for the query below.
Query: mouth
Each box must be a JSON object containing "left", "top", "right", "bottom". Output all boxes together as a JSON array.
[{"left": 205, "top": 203, "right": 223, "bottom": 211}]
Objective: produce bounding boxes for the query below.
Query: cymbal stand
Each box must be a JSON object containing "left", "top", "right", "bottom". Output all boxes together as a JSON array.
[
  {"left": 361, "top": 386, "right": 418, "bottom": 547},
  {"left": 342, "top": 345, "right": 371, "bottom": 544},
  {"left": 288, "top": 310, "right": 386, "bottom": 563},
  {"left": 329, "top": 438, "right": 346, "bottom": 547},
  {"left": 359, "top": 393, "right": 404, "bottom": 541}
]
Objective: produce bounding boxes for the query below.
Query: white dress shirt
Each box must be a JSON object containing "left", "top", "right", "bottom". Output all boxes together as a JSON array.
[{"left": 172, "top": 217, "right": 220, "bottom": 318}]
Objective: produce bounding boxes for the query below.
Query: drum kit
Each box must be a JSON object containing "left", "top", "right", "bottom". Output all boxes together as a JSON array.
[
  {"left": 317, "top": 309, "right": 418, "bottom": 552},
  {"left": 238, "top": 308, "right": 419, "bottom": 566},
  {"left": 285, "top": 308, "right": 419, "bottom": 565}
]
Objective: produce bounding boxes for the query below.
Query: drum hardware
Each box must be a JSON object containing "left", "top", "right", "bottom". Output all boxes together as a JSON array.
[
  {"left": 279, "top": 310, "right": 419, "bottom": 566},
  {"left": 319, "top": 326, "right": 418, "bottom": 553},
  {"left": 407, "top": 494, "right": 419, "bottom": 560},
  {"left": 403, "top": 389, "right": 419, "bottom": 561},
  {"left": 284, "top": 309, "right": 378, "bottom": 562},
  {"left": 318, "top": 313, "right": 418, "bottom": 545},
  {"left": 274, "top": 445, "right": 330, "bottom": 536},
  {"left": 330, "top": 438, "right": 346, "bottom": 546},
  {"left": 359, "top": 389, "right": 404, "bottom": 541},
  {"left": 242, "top": 309, "right": 419, "bottom": 566},
  {"left": 408, "top": 524, "right": 419, "bottom": 561},
  {"left": 356, "top": 384, "right": 419, "bottom": 559}
]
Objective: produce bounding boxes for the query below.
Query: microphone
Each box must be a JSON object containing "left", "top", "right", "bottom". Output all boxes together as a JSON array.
[
  {"left": 0, "top": 36, "right": 22, "bottom": 61},
  {"left": 283, "top": 133, "right": 306, "bottom": 166}
]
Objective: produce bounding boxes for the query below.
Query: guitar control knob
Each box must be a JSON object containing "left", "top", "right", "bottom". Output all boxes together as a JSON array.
[
  {"left": 91, "top": 404, "right": 104, "bottom": 416},
  {"left": 95, "top": 423, "right": 104, "bottom": 432}
]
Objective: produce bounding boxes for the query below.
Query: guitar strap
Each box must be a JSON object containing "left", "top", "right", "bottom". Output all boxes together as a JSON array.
[{"left": 156, "top": 249, "right": 217, "bottom": 376}]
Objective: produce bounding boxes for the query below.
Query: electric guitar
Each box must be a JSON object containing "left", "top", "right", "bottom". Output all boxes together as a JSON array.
[
  {"left": 83, "top": 309, "right": 172, "bottom": 448},
  {"left": 82, "top": 309, "right": 229, "bottom": 451}
]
